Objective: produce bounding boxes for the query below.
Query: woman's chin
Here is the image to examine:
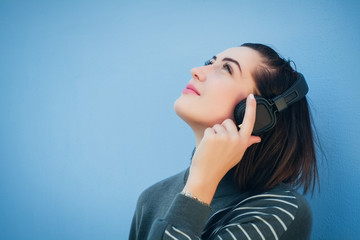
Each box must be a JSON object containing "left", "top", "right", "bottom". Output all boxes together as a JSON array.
[
  {"left": 174, "top": 96, "right": 233, "bottom": 129},
  {"left": 173, "top": 100, "right": 190, "bottom": 124}
]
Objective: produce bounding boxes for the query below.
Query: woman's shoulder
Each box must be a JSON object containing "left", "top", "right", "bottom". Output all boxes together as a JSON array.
[
  {"left": 273, "top": 185, "right": 312, "bottom": 239},
  {"left": 268, "top": 184, "right": 312, "bottom": 222},
  {"left": 137, "top": 169, "right": 188, "bottom": 205}
]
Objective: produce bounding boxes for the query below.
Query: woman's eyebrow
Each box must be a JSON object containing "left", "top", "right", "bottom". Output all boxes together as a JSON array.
[{"left": 222, "top": 57, "right": 242, "bottom": 74}]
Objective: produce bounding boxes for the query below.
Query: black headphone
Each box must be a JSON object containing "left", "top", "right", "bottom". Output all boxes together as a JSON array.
[{"left": 234, "top": 73, "right": 308, "bottom": 135}]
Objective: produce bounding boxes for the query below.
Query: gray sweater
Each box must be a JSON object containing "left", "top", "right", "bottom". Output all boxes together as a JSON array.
[{"left": 129, "top": 168, "right": 312, "bottom": 240}]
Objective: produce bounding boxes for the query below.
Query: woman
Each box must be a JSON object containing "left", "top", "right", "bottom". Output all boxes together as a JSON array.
[{"left": 129, "top": 43, "right": 318, "bottom": 240}]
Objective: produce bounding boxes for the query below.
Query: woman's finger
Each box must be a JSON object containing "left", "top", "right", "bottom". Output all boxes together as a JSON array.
[
  {"left": 221, "top": 119, "right": 238, "bottom": 136},
  {"left": 239, "top": 94, "right": 257, "bottom": 137},
  {"left": 248, "top": 136, "right": 262, "bottom": 146},
  {"left": 204, "top": 127, "right": 215, "bottom": 136},
  {"left": 212, "top": 124, "right": 226, "bottom": 135}
]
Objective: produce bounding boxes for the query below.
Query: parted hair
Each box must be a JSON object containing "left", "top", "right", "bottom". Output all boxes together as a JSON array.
[{"left": 234, "top": 43, "right": 319, "bottom": 195}]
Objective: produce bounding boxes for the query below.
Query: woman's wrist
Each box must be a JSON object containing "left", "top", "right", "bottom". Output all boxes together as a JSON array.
[
  {"left": 183, "top": 173, "right": 219, "bottom": 205},
  {"left": 181, "top": 189, "right": 212, "bottom": 208}
]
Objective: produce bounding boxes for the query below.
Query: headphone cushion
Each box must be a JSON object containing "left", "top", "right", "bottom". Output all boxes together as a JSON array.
[{"left": 234, "top": 96, "right": 277, "bottom": 135}]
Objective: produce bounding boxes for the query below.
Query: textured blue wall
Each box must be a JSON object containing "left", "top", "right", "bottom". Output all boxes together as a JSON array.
[{"left": 1, "top": 1, "right": 359, "bottom": 239}]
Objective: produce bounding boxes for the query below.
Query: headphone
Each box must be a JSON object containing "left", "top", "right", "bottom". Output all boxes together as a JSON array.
[{"left": 234, "top": 73, "right": 308, "bottom": 135}]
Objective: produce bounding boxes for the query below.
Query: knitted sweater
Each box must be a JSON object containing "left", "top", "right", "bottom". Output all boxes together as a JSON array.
[{"left": 129, "top": 168, "right": 312, "bottom": 240}]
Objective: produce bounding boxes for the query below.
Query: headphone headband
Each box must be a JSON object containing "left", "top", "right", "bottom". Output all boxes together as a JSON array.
[{"left": 272, "top": 73, "right": 308, "bottom": 112}]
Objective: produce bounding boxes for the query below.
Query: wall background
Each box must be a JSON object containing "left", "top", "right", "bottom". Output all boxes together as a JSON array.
[{"left": 1, "top": 0, "right": 359, "bottom": 239}]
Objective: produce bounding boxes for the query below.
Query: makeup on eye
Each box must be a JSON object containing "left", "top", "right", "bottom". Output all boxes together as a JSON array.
[
  {"left": 204, "top": 56, "right": 217, "bottom": 66},
  {"left": 222, "top": 63, "right": 233, "bottom": 74},
  {"left": 204, "top": 56, "right": 234, "bottom": 75},
  {"left": 222, "top": 57, "right": 242, "bottom": 74},
  {"left": 204, "top": 59, "right": 213, "bottom": 66}
]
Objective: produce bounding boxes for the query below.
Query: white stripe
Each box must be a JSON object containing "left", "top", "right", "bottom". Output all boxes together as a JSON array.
[
  {"left": 272, "top": 214, "right": 287, "bottom": 231},
  {"left": 165, "top": 230, "right": 178, "bottom": 240},
  {"left": 226, "top": 228, "right": 238, "bottom": 240},
  {"left": 238, "top": 193, "right": 296, "bottom": 206},
  {"left": 255, "top": 216, "right": 278, "bottom": 240},
  {"left": 171, "top": 226, "right": 192, "bottom": 240},
  {"left": 228, "top": 211, "right": 270, "bottom": 223},
  {"left": 212, "top": 226, "right": 222, "bottom": 238},
  {"left": 251, "top": 223, "right": 265, "bottom": 240},
  {"left": 255, "top": 194, "right": 295, "bottom": 199},
  {"left": 234, "top": 206, "right": 269, "bottom": 211},
  {"left": 237, "top": 225, "right": 251, "bottom": 240},
  {"left": 273, "top": 206, "right": 295, "bottom": 220},
  {"left": 217, "top": 235, "right": 223, "bottom": 240},
  {"left": 263, "top": 198, "right": 298, "bottom": 208},
  {"left": 234, "top": 206, "right": 295, "bottom": 220},
  {"left": 223, "top": 223, "right": 239, "bottom": 228}
]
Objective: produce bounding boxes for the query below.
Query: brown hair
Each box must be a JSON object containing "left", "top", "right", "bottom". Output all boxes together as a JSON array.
[{"left": 234, "top": 43, "right": 319, "bottom": 194}]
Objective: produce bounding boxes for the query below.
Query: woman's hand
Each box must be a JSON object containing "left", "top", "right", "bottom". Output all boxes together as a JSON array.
[{"left": 183, "top": 94, "right": 261, "bottom": 204}]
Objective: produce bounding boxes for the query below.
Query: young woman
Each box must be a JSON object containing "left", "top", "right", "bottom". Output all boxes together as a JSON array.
[{"left": 129, "top": 43, "right": 318, "bottom": 240}]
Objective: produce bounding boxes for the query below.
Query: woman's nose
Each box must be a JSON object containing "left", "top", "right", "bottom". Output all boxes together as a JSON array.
[{"left": 190, "top": 66, "right": 207, "bottom": 82}]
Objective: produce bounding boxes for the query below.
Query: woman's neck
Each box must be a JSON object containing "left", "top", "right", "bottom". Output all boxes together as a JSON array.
[{"left": 193, "top": 127, "right": 206, "bottom": 147}]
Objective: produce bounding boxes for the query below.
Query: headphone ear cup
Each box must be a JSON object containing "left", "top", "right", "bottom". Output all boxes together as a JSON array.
[{"left": 234, "top": 96, "right": 277, "bottom": 135}]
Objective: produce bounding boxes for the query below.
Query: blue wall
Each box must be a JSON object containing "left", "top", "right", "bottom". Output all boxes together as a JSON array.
[{"left": 1, "top": 1, "right": 359, "bottom": 239}]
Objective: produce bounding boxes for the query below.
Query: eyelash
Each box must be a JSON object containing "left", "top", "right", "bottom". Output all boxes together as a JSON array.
[
  {"left": 204, "top": 59, "right": 213, "bottom": 66},
  {"left": 223, "top": 63, "right": 232, "bottom": 74},
  {"left": 204, "top": 59, "right": 233, "bottom": 75}
]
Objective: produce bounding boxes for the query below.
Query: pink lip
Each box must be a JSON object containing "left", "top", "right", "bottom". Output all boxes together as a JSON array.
[{"left": 182, "top": 84, "right": 200, "bottom": 95}]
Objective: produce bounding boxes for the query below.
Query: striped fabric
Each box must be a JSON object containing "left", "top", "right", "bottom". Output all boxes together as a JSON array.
[{"left": 163, "top": 190, "right": 299, "bottom": 240}]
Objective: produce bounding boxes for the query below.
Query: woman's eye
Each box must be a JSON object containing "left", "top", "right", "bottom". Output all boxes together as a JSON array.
[{"left": 223, "top": 63, "right": 232, "bottom": 74}]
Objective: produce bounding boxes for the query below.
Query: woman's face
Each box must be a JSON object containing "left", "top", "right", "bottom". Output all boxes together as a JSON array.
[{"left": 174, "top": 46, "right": 262, "bottom": 129}]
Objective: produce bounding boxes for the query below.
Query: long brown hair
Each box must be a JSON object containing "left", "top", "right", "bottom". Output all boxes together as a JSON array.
[{"left": 234, "top": 43, "right": 319, "bottom": 194}]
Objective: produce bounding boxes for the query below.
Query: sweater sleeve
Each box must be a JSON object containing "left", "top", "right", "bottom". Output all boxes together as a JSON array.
[{"left": 147, "top": 193, "right": 212, "bottom": 239}]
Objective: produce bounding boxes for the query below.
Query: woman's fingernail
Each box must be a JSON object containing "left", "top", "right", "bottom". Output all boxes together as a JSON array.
[{"left": 249, "top": 93, "right": 254, "bottom": 99}]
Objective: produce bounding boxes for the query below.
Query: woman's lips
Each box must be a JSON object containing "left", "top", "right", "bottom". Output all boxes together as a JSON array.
[{"left": 182, "top": 84, "right": 200, "bottom": 95}]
